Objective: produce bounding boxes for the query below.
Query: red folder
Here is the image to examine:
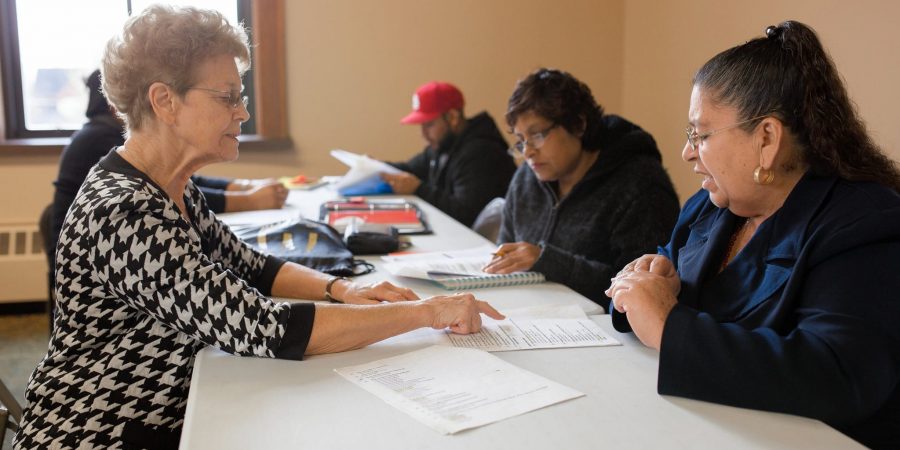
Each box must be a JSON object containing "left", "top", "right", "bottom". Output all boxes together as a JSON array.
[
  {"left": 319, "top": 199, "right": 432, "bottom": 234},
  {"left": 327, "top": 209, "right": 420, "bottom": 224}
]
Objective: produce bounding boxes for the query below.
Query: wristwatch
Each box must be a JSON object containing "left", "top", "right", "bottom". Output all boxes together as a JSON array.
[{"left": 324, "top": 276, "right": 348, "bottom": 303}]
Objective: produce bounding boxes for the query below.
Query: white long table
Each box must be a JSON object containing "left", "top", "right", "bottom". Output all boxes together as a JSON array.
[{"left": 179, "top": 187, "right": 861, "bottom": 449}]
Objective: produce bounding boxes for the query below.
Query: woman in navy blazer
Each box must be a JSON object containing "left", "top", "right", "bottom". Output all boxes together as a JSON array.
[{"left": 606, "top": 21, "right": 900, "bottom": 449}]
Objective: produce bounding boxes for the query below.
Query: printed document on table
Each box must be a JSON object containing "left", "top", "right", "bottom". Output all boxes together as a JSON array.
[
  {"left": 446, "top": 316, "right": 621, "bottom": 351},
  {"left": 381, "top": 245, "right": 496, "bottom": 279},
  {"left": 373, "top": 304, "right": 617, "bottom": 351},
  {"left": 335, "top": 345, "right": 584, "bottom": 434}
]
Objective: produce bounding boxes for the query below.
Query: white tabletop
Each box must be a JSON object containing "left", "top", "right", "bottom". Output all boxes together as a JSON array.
[{"left": 179, "top": 186, "right": 861, "bottom": 449}]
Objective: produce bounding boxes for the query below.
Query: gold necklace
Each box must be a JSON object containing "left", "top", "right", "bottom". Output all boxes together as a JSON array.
[{"left": 720, "top": 217, "right": 749, "bottom": 271}]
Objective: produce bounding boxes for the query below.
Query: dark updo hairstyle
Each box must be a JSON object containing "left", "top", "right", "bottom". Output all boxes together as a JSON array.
[
  {"left": 506, "top": 68, "right": 606, "bottom": 152},
  {"left": 694, "top": 20, "right": 900, "bottom": 191}
]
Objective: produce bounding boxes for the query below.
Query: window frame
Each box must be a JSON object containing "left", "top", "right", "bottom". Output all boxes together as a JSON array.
[{"left": 0, "top": 0, "right": 288, "bottom": 147}]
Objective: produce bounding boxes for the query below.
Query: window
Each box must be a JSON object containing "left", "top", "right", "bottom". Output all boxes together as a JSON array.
[{"left": 0, "top": 0, "right": 267, "bottom": 139}]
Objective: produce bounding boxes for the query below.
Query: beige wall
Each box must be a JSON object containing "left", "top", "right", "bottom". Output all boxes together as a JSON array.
[
  {"left": 283, "top": 0, "right": 624, "bottom": 176},
  {"left": 623, "top": 0, "right": 900, "bottom": 201},
  {"left": 0, "top": 0, "right": 624, "bottom": 224},
  {"left": 0, "top": 150, "right": 60, "bottom": 224},
  {"left": 2, "top": 0, "right": 899, "bottom": 227}
]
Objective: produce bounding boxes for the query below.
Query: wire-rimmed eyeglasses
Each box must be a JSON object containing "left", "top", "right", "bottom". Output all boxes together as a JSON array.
[
  {"left": 684, "top": 114, "right": 769, "bottom": 151},
  {"left": 511, "top": 123, "right": 558, "bottom": 154},
  {"left": 188, "top": 87, "right": 249, "bottom": 109}
]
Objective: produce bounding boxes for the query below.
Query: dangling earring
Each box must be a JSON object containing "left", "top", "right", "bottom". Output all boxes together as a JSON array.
[{"left": 753, "top": 166, "right": 774, "bottom": 185}]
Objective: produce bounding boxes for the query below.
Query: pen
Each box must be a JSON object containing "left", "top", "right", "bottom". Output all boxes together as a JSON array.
[{"left": 491, "top": 249, "right": 507, "bottom": 259}]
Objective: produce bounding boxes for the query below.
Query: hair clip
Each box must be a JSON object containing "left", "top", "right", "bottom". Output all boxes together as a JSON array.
[{"left": 765, "top": 25, "right": 781, "bottom": 39}]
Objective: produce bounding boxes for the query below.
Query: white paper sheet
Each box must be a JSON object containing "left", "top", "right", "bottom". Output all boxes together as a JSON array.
[
  {"left": 335, "top": 345, "right": 584, "bottom": 434},
  {"left": 330, "top": 149, "right": 403, "bottom": 191},
  {"left": 381, "top": 245, "right": 499, "bottom": 279},
  {"left": 216, "top": 209, "right": 303, "bottom": 230},
  {"left": 381, "top": 245, "right": 497, "bottom": 263},
  {"left": 371, "top": 304, "right": 587, "bottom": 349},
  {"left": 373, "top": 305, "right": 618, "bottom": 351},
  {"left": 383, "top": 258, "right": 491, "bottom": 279},
  {"left": 446, "top": 317, "right": 621, "bottom": 351}
]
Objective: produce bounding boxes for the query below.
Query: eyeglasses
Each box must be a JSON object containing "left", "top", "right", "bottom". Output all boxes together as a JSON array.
[
  {"left": 188, "top": 87, "right": 249, "bottom": 110},
  {"left": 684, "top": 114, "right": 769, "bottom": 151},
  {"left": 511, "top": 123, "right": 558, "bottom": 154}
]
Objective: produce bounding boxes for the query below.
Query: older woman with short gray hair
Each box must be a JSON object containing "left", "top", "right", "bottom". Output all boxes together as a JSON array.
[{"left": 15, "top": 6, "right": 501, "bottom": 449}]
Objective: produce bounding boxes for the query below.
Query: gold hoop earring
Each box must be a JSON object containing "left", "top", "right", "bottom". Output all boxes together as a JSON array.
[{"left": 753, "top": 166, "right": 774, "bottom": 185}]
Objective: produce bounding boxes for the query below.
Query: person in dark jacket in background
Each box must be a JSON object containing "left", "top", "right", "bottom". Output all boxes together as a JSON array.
[
  {"left": 382, "top": 81, "right": 516, "bottom": 227},
  {"left": 484, "top": 68, "right": 679, "bottom": 311}
]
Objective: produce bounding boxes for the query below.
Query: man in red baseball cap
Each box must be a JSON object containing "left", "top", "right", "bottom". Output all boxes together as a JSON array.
[
  {"left": 398, "top": 81, "right": 465, "bottom": 125},
  {"left": 381, "top": 81, "right": 516, "bottom": 227}
]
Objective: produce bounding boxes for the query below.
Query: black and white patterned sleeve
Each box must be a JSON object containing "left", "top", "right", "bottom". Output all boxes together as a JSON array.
[
  {"left": 188, "top": 182, "right": 288, "bottom": 294},
  {"left": 92, "top": 192, "right": 313, "bottom": 360}
]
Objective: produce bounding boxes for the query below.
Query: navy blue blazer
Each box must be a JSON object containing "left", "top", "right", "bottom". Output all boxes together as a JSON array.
[{"left": 613, "top": 172, "right": 900, "bottom": 448}]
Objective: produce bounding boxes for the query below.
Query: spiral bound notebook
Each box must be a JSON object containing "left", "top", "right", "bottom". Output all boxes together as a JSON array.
[
  {"left": 427, "top": 271, "right": 546, "bottom": 290},
  {"left": 382, "top": 246, "right": 546, "bottom": 290}
]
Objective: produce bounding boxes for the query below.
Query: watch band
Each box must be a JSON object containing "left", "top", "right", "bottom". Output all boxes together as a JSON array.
[{"left": 324, "top": 276, "right": 348, "bottom": 303}]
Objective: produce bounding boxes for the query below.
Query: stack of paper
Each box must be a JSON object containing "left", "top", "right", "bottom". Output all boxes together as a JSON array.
[
  {"left": 382, "top": 246, "right": 545, "bottom": 289},
  {"left": 330, "top": 149, "right": 401, "bottom": 195}
]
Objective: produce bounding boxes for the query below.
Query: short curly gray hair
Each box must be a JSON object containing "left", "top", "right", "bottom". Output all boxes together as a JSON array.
[{"left": 101, "top": 5, "right": 250, "bottom": 131}]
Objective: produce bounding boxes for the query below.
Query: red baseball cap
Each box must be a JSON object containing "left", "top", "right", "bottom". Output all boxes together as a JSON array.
[{"left": 400, "top": 81, "right": 465, "bottom": 124}]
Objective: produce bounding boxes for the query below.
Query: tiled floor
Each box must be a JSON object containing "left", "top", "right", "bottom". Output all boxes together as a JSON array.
[{"left": 0, "top": 311, "right": 49, "bottom": 450}]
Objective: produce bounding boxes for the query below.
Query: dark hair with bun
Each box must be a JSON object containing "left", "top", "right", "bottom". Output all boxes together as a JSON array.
[
  {"left": 506, "top": 68, "right": 607, "bottom": 152},
  {"left": 694, "top": 20, "right": 900, "bottom": 191}
]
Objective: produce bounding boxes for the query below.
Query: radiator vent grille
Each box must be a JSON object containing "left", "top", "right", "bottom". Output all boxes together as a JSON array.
[
  {"left": 0, "top": 225, "right": 44, "bottom": 259},
  {"left": 0, "top": 224, "right": 49, "bottom": 302}
]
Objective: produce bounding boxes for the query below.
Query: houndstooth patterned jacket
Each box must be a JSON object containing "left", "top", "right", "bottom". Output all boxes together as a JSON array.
[{"left": 15, "top": 150, "right": 315, "bottom": 449}]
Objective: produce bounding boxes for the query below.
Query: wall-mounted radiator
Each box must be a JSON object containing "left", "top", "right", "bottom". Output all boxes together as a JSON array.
[{"left": 0, "top": 222, "right": 48, "bottom": 303}]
